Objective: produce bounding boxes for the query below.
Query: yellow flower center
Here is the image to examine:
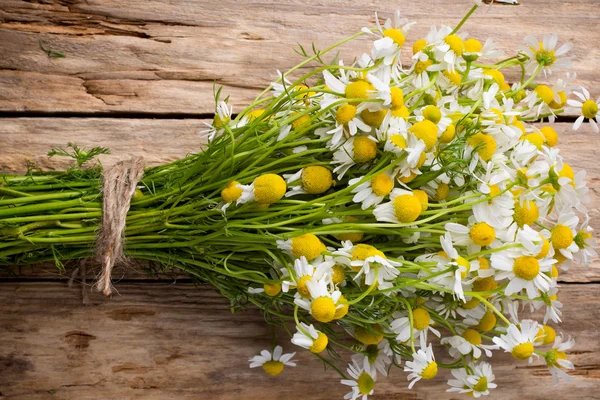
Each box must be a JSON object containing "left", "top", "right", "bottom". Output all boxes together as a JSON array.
[
  {"left": 345, "top": 80, "right": 374, "bottom": 101},
  {"left": 551, "top": 264, "right": 559, "bottom": 278},
  {"left": 336, "top": 103, "right": 357, "bottom": 125},
  {"left": 413, "top": 39, "right": 427, "bottom": 54},
  {"left": 311, "top": 296, "right": 336, "bottom": 323},
  {"left": 247, "top": 109, "right": 266, "bottom": 121},
  {"left": 263, "top": 283, "right": 281, "bottom": 297},
  {"left": 333, "top": 295, "right": 349, "bottom": 319},
  {"left": 559, "top": 163, "right": 575, "bottom": 184},
  {"left": 473, "top": 377, "right": 488, "bottom": 392},
  {"left": 221, "top": 181, "right": 242, "bottom": 203},
  {"left": 537, "top": 236, "right": 551, "bottom": 259},
  {"left": 409, "top": 120, "right": 438, "bottom": 150},
  {"left": 393, "top": 194, "right": 422, "bottom": 223},
  {"left": 361, "top": 109, "right": 387, "bottom": 127},
  {"left": 538, "top": 325, "right": 557, "bottom": 345},
  {"left": 413, "top": 189, "right": 429, "bottom": 211},
  {"left": 414, "top": 59, "right": 433, "bottom": 74},
  {"left": 478, "top": 257, "right": 490, "bottom": 270},
  {"left": 488, "top": 184, "right": 501, "bottom": 199},
  {"left": 390, "top": 134, "right": 407, "bottom": 149},
  {"left": 390, "top": 87, "right": 405, "bottom": 109},
  {"left": 539, "top": 126, "right": 558, "bottom": 147},
  {"left": 421, "top": 362, "right": 438, "bottom": 380},
  {"left": 462, "top": 297, "right": 480, "bottom": 310},
  {"left": 213, "top": 114, "right": 229, "bottom": 129},
  {"left": 462, "top": 329, "right": 483, "bottom": 346},
  {"left": 511, "top": 342, "right": 534, "bottom": 360},
  {"left": 467, "top": 133, "right": 496, "bottom": 161},
  {"left": 391, "top": 105, "right": 410, "bottom": 119},
  {"left": 436, "top": 183, "right": 450, "bottom": 201},
  {"left": 535, "top": 85, "right": 555, "bottom": 105},
  {"left": 551, "top": 224, "right": 574, "bottom": 250},
  {"left": 513, "top": 200, "right": 539, "bottom": 227},
  {"left": 353, "top": 136, "right": 378, "bottom": 163},
  {"left": 473, "top": 276, "right": 497, "bottom": 296},
  {"left": 464, "top": 38, "right": 483, "bottom": 53},
  {"left": 439, "top": 124, "right": 456, "bottom": 145},
  {"left": 445, "top": 34, "right": 464, "bottom": 56},
  {"left": 355, "top": 325, "right": 383, "bottom": 345},
  {"left": 545, "top": 349, "right": 568, "bottom": 368},
  {"left": 469, "top": 223, "right": 496, "bottom": 246},
  {"left": 412, "top": 307, "right": 431, "bottom": 331},
  {"left": 483, "top": 69, "right": 505, "bottom": 86},
  {"left": 535, "top": 45, "right": 557, "bottom": 67},
  {"left": 309, "top": 332, "right": 328, "bottom": 353},
  {"left": 301, "top": 166, "right": 333, "bottom": 194},
  {"left": 291, "top": 112, "right": 311, "bottom": 129},
  {"left": 443, "top": 70, "right": 462, "bottom": 86},
  {"left": 383, "top": 28, "right": 406, "bottom": 47},
  {"left": 331, "top": 265, "right": 345, "bottom": 285},
  {"left": 371, "top": 173, "right": 394, "bottom": 197},
  {"left": 351, "top": 244, "right": 385, "bottom": 261},
  {"left": 513, "top": 256, "right": 540, "bottom": 281},
  {"left": 357, "top": 372, "right": 375, "bottom": 394},
  {"left": 522, "top": 133, "right": 545, "bottom": 150},
  {"left": 296, "top": 275, "right": 312, "bottom": 298},
  {"left": 254, "top": 174, "right": 287, "bottom": 204},
  {"left": 477, "top": 310, "right": 497, "bottom": 332},
  {"left": 399, "top": 172, "right": 417, "bottom": 184},
  {"left": 291, "top": 233, "right": 326, "bottom": 261},
  {"left": 582, "top": 99, "right": 598, "bottom": 119},
  {"left": 422, "top": 105, "right": 442, "bottom": 124},
  {"left": 262, "top": 360, "right": 284, "bottom": 376},
  {"left": 549, "top": 91, "right": 567, "bottom": 109}
]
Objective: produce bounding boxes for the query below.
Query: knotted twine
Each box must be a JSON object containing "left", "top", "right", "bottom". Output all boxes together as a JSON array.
[{"left": 94, "top": 157, "right": 145, "bottom": 296}]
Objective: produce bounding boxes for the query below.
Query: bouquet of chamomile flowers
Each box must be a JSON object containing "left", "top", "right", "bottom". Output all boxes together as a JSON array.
[{"left": 1, "top": 1, "right": 597, "bottom": 398}]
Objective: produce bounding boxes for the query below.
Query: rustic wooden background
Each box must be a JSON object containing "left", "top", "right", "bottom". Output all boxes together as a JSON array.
[{"left": 1, "top": 1, "right": 599, "bottom": 399}]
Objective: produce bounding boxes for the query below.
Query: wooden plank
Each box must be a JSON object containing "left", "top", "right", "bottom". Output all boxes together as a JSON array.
[
  {"left": 0, "top": 0, "right": 599, "bottom": 114},
  {"left": 0, "top": 282, "right": 598, "bottom": 399},
  {"left": 2, "top": 119, "right": 598, "bottom": 283}
]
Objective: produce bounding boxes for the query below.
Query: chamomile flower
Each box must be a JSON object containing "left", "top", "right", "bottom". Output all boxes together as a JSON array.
[
  {"left": 391, "top": 307, "right": 441, "bottom": 347},
  {"left": 374, "top": 188, "right": 424, "bottom": 224},
  {"left": 284, "top": 166, "right": 333, "bottom": 197},
  {"left": 441, "top": 329, "right": 497, "bottom": 359},
  {"left": 544, "top": 334, "right": 575, "bottom": 384},
  {"left": 282, "top": 256, "right": 333, "bottom": 296},
  {"left": 294, "top": 279, "right": 342, "bottom": 323},
  {"left": 201, "top": 100, "right": 232, "bottom": 141},
  {"left": 353, "top": 342, "right": 392, "bottom": 377},
  {"left": 567, "top": 87, "right": 600, "bottom": 133},
  {"left": 277, "top": 233, "right": 327, "bottom": 262},
  {"left": 350, "top": 172, "right": 394, "bottom": 209},
  {"left": 522, "top": 34, "right": 572, "bottom": 77},
  {"left": 291, "top": 322, "right": 329, "bottom": 353},
  {"left": 332, "top": 136, "right": 379, "bottom": 178},
  {"left": 237, "top": 174, "right": 287, "bottom": 205},
  {"left": 447, "top": 362, "right": 497, "bottom": 398},
  {"left": 404, "top": 344, "right": 438, "bottom": 389},
  {"left": 341, "top": 356, "right": 377, "bottom": 400},
  {"left": 362, "top": 11, "right": 414, "bottom": 66},
  {"left": 492, "top": 320, "right": 539, "bottom": 362},
  {"left": 249, "top": 346, "right": 297, "bottom": 376},
  {"left": 491, "top": 247, "right": 555, "bottom": 299}
]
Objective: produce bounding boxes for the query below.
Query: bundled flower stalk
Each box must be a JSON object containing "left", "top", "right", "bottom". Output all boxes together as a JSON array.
[{"left": 1, "top": 1, "right": 598, "bottom": 397}]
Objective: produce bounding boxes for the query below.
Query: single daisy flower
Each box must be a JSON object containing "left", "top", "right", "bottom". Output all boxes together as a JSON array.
[
  {"left": 284, "top": 166, "right": 334, "bottom": 197},
  {"left": 237, "top": 174, "right": 287, "bottom": 205},
  {"left": 492, "top": 320, "right": 539, "bottom": 362},
  {"left": 294, "top": 279, "right": 342, "bottom": 323},
  {"left": 522, "top": 34, "right": 572, "bottom": 77},
  {"left": 341, "top": 356, "right": 378, "bottom": 400},
  {"left": 390, "top": 307, "right": 441, "bottom": 348},
  {"left": 544, "top": 333, "right": 575, "bottom": 384},
  {"left": 567, "top": 87, "right": 600, "bottom": 133},
  {"left": 331, "top": 136, "right": 379, "bottom": 178},
  {"left": 350, "top": 171, "right": 395, "bottom": 210},
  {"left": 446, "top": 361, "right": 497, "bottom": 398},
  {"left": 373, "top": 188, "right": 425, "bottom": 224},
  {"left": 248, "top": 345, "right": 297, "bottom": 376},
  {"left": 441, "top": 328, "right": 498, "bottom": 359},
  {"left": 404, "top": 344, "right": 438, "bottom": 389},
  {"left": 291, "top": 322, "right": 329, "bottom": 354},
  {"left": 277, "top": 233, "right": 327, "bottom": 262}
]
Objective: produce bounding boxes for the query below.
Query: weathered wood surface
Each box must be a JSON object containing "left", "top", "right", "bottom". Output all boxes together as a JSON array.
[
  {"left": 1, "top": 283, "right": 599, "bottom": 400},
  {"left": 0, "top": 0, "right": 599, "bottom": 114},
  {"left": 1, "top": 0, "right": 600, "bottom": 399}
]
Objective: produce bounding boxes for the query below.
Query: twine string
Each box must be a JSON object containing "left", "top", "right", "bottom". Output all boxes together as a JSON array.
[{"left": 95, "top": 157, "right": 144, "bottom": 296}]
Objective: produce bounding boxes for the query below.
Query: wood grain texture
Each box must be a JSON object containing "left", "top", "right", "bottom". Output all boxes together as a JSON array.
[
  {"left": 0, "top": 282, "right": 599, "bottom": 400},
  {"left": 1, "top": 0, "right": 599, "bottom": 114}
]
